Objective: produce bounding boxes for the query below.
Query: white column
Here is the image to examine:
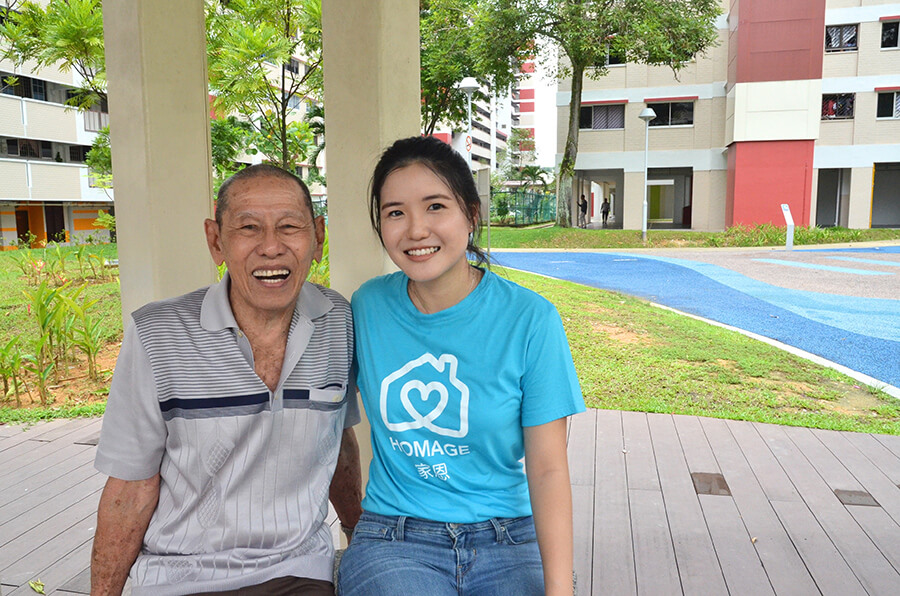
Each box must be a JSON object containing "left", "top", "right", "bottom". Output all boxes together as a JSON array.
[
  {"left": 103, "top": 0, "right": 216, "bottom": 321},
  {"left": 322, "top": 0, "right": 421, "bottom": 490}
]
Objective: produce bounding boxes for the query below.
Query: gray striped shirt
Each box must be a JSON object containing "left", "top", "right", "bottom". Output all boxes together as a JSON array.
[{"left": 95, "top": 276, "right": 358, "bottom": 594}]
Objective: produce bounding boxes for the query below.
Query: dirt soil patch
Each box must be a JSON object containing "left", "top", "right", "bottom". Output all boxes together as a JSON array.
[{"left": 2, "top": 341, "right": 120, "bottom": 410}]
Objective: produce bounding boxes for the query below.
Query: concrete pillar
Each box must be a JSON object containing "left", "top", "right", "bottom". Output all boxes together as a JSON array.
[
  {"left": 847, "top": 166, "right": 874, "bottom": 229},
  {"left": 103, "top": 0, "right": 216, "bottom": 321},
  {"left": 322, "top": 0, "right": 421, "bottom": 489}
]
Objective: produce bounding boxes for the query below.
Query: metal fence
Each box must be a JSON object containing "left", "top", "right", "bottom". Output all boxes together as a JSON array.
[{"left": 491, "top": 190, "right": 556, "bottom": 226}]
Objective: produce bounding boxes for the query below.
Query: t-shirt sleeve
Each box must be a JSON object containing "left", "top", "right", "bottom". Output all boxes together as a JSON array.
[
  {"left": 520, "top": 302, "right": 586, "bottom": 427},
  {"left": 94, "top": 321, "right": 167, "bottom": 480}
]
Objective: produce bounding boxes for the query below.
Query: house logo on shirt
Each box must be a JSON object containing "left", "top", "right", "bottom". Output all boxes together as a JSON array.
[{"left": 380, "top": 353, "right": 469, "bottom": 438}]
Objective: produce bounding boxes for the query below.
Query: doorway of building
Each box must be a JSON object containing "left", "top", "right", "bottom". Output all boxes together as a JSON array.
[
  {"left": 816, "top": 168, "right": 850, "bottom": 227},
  {"left": 647, "top": 168, "right": 693, "bottom": 229},
  {"left": 15, "top": 209, "right": 29, "bottom": 244},
  {"left": 44, "top": 205, "right": 65, "bottom": 242},
  {"left": 872, "top": 163, "right": 900, "bottom": 228}
]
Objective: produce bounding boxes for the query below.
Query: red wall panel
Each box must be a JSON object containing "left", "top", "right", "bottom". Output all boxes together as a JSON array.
[
  {"left": 518, "top": 88, "right": 535, "bottom": 100},
  {"left": 732, "top": 0, "right": 825, "bottom": 84},
  {"left": 519, "top": 102, "right": 535, "bottom": 113},
  {"left": 726, "top": 140, "right": 814, "bottom": 227}
]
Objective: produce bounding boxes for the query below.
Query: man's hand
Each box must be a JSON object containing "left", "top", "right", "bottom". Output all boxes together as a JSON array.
[
  {"left": 91, "top": 475, "right": 160, "bottom": 596},
  {"left": 329, "top": 427, "right": 362, "bottom": 541}
]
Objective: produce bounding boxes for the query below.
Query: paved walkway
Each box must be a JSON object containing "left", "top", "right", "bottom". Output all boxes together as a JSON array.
[
  {"left": 3, "top": 415, "right": 900, "bottom": 595},
  {"left": 493, "top": 243, "right": 900, "bottom": 393}
]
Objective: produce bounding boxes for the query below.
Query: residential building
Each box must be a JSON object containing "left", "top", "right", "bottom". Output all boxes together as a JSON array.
[
  {"left": 561, "top": 0, "right": 900, "bottom": 230},
  {"left": 431, "top": 84, "right": 511, "bottom": 174},
  {"left": 0, "top": 59, "right": 113, "bottom": 248}
]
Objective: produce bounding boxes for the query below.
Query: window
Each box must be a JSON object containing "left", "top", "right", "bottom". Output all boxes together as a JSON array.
[
  {"left": 31, "top": 79, "right": 46, "bottom": 102},
  {"left": 579, "top": 104, "right": 625, "bottom": 130},
  {"left": 41, "top": 140, "right": 52, "bottom": 159},
  {"left": 286, "top": 58, "right": 301, "bottom": 74},
  {"left": 6, "top": 139, "right": 18, "bottom": 156},
  {"left": 825, "top": 24, "right": 858, "bottom": 52},
  {"left": 877, "top": 91, "right": 900, "bottom": 118},
  {"left": 69, "top": 145, "right": 90, "bottom": 162},
  {"left": 286, "top": 93, "right": 302, "bottom": 110},
  {"left": 883, "top": 21, "right": 899, "bottom": 49},
  {"left": 647, "top": 102, "right": 694, "bottom": 127},
  {"left": 821, "top": 94, "right": 854, "bottom": 120}
]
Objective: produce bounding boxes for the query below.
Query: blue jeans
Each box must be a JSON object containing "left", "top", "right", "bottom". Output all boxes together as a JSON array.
[{"left": 337, "top": 512, "right": 544, "bottom": 595}]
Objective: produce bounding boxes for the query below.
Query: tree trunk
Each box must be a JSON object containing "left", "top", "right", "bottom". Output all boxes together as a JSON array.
[{"left": 556, "top": 62, "right": 584, "bottom": 227}]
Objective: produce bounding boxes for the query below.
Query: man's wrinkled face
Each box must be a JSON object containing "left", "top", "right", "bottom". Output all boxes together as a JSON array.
[{"left": 205, "top": 175, "right": 324, "bottom": 323}]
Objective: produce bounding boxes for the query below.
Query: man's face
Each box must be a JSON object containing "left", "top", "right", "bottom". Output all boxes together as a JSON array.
[{"left": 205, "top": 175, "right": 324, "bottom": 324}]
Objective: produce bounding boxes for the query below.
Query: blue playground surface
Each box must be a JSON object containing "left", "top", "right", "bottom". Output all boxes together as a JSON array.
[{"left": 493, "top": 248, "right": 900, "bottom": 390}]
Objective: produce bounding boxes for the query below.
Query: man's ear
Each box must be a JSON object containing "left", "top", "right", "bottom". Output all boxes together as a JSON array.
[
  {"left": 204, "top": 219, "right": 225, "bottom": 266},
  {"left": 312, "top": 215, "right": 326, "bottom": 263}
]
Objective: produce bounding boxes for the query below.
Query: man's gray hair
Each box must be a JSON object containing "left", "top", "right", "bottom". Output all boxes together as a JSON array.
[{"left": 215, "top": 164, "right": 315, "bottom": 226}]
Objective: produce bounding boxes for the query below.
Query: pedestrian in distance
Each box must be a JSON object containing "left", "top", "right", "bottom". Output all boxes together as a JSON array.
[
  {"left": 601, "top": 198, "right": 611, "bottom": 227},
  {"left": 578, "top": 194, "right": 588, "bottom": 228}
]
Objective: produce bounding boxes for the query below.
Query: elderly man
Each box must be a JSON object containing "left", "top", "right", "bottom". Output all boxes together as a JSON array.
[{"left": 91, "top": 165, "right": 361, "bottom": 595}]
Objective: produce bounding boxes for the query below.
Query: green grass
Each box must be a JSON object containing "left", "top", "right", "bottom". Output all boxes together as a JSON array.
[
  {"left": 501, "top": 267, "right": 900, "bottom": 435},
  {"left": 486, "top": 224, "right": 900, "bottom": 250},
  {"left": 0, "top": 243, "right": 122, "bottom": 346},
  {"left": 2, "top": 245, "right": 898, "bottom": 434}
]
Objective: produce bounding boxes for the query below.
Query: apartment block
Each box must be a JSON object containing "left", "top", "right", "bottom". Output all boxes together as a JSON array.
[
  {"left": 0, "top": 54, "right": 113, "bottom": 249},
  {"left": 560, "top": 0, "right": 900, "bottom": 231}
]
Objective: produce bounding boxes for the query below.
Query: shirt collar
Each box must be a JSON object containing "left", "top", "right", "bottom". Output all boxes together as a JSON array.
[{"left": 200, "top": 271, "right": 332, "bottom": 332}]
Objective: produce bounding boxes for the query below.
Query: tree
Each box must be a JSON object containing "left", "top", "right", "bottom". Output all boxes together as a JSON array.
[
  {"left": 206, "top": 0, "right": 322, "bottom": 171},
  {"left": 420, "top": 0, "right": 531, "bottom": 135},
  {"left": 0, "top": 0, "right": 106, "bottom": 110},
  {"left": 475, "top": 0, "right": 722, "bottom": 227}
]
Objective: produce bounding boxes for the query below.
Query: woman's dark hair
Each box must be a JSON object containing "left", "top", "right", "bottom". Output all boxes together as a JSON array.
[{"left": 369, "top": 136, "right": 489, "bottom": 268}]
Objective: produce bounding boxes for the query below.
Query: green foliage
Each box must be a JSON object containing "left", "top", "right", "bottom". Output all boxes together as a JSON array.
[
  {"left": 0, "top": 0, "right": 106, "bottom": 109},
  {"left": 86, "top": 125, "right": 113, "bottom": 188},
  {"left": 421, "top": 0, "right": 532, "bottom": 135},
  {"left": 210, "top": 115, "right": 254, "bottom": 182},
  {"left": 0, "top": 401, "right": 105, "bottom": 424},
  {"left": 307, "top": 226, "right": 329, "bottom": 286},
  {"left": 93, "top": 210, "right": 116, "bottom": 234},
  {"left": 206, "top": 0, "right": 323, "bottom": 170}
]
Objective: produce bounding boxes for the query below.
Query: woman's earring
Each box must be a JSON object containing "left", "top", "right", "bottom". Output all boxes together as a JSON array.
[{"left": 468, "top": 231, "right": 474, "bottom": 245}]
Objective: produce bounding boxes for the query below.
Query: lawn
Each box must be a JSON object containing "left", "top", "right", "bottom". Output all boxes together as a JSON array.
[
  {"left": 2, "top": 242, "right": 898, "bottom": 434},
  {"left": 486, "top": 223, "right": 900, "bottom": 250}
]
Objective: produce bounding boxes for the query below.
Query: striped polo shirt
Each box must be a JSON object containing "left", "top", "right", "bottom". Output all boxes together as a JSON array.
[{"left": 95, "top": 275, "right": 358, "bottom": 595}]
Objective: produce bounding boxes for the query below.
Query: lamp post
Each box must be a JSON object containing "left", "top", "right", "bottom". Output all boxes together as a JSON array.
[
  {"left": 458, "top": 76, "right": 485, "bottom": 252},
  {"left": 459, "top": 77, "right": 479, "bottom": 172},
  {"left": 638, "top": 107, "right": 656, "bottom": 243}
]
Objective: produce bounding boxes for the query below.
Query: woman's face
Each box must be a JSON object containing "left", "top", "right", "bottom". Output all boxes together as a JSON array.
[{"left": 378, "top": 162, "right": 473, "bottom": 287}]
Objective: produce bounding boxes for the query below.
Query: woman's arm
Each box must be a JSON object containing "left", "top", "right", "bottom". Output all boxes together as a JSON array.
[{"left": 524, "top": 417, "right": 574, "bottom": 596}]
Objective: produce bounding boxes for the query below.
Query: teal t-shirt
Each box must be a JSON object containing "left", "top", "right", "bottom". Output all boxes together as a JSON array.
[{"left": 351, "top": 269, "right": 585, "bottom": 523}]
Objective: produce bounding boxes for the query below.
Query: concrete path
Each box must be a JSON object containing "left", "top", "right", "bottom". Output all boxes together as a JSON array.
[{"left": 493, "top": 243, "right": 900, "bottom": 393}]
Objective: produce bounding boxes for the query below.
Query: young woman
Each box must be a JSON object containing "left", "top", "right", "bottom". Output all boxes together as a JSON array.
[{"left": 338, "top": 136, "right": 585, "bottom": 596}]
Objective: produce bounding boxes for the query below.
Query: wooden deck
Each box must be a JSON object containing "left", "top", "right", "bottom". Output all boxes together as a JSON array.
[{"left": 2, "top": 411, "right": 900, "bottom": 595}]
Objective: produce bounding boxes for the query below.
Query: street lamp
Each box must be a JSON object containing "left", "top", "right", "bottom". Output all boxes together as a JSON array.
[
  {"left": 458, "top": 77, "right": 479, "bottom": 172},
  {"left": 458, "top": 76, "right": 485, "bottom": 252},
  {"left": 638, "top": 106, "right": 656, "bottom": 243}
]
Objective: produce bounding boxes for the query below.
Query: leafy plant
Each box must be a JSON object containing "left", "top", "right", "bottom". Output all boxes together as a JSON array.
[
  {"left": 60, "top": 285, "right": 103, "bottom": 381},
  {"left": 307, "top": 227, "right": 329, "bottom": 286},
  {"left": 93, "top": 210, "right": 116, "bottom": 234},
  {"left": 0, "top": 337, "right": 28, "bottom": 408}
]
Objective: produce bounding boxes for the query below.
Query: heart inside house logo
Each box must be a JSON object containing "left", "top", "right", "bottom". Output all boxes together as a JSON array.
[
  {"left": 400, "top": 380, "right": 449, "bottom": 428},
  {"left": 380, "top": 353, "right": 469, "bottom": 438}
]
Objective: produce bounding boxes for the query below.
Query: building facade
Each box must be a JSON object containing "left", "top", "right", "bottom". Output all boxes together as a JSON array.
[
  {"left": 0, "top": 56, "right": 113, "bottom": 248},
  {"left": 560, "top": 0, "right": 900, "bottom": 231}
]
